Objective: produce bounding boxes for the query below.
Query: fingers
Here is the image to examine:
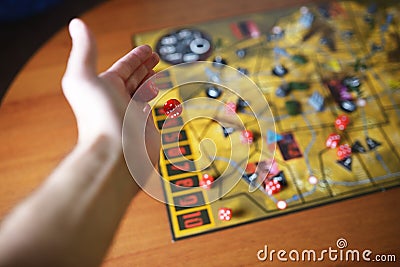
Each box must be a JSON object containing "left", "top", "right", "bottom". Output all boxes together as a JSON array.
[
  {"left": 63, "top": 18, "right": 97, "bottom": 81},
  {"left": 125, "top": 52, "right": 159, "bottom": 96}
]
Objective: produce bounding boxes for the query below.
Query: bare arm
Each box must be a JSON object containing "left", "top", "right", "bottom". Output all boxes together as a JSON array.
[{"left": 0, "top": 19, "right": 160, "bottom": 267}]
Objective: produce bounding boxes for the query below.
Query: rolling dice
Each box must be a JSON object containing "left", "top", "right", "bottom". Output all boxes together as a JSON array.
[
  {"left": 200, "top": 173, "right": 214, "bottom": 189},
  {"left": 240, "top": 130, "right": 254, "bottom": 144},
  {"left": 326, "top": 133, "right": 341, "bottom": 149},
  {"left": 335, "top": 114, "right": 349, "bottom": 131},
  {"left": 218, "top": 207, "right": 232, "bottom": 221},
  {"left": 337, "top": 144, "right": 352, "bottom": 160},
  {"left": 164, "top": 99, "right": 182, "bottom": 118}
]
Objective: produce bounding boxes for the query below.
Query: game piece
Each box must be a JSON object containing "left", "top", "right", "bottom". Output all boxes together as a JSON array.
[
  {"left": 308, "top": 91, "right": 325, "bottom": 111},
  {"left": 240, "top": 130, "right": 254, "bottom": 144},
  {"left": 267, "top": 129, "right": 283, "bottom": 144},
  {"left": 271, "top": 171, "right": 287, "bottom": 186},
  {"left": 335, "top": 114, "right": 350, "bottom": 131},
  {"left": 326, "top": 133, "right": 341, "bottom": 149},
  {"left": 289, "top": 81, "right": 310, "bottom": 90},
  {"left": 237, "top": 67, "right": 249, "bottom": 75},
  {"left": 273, "top": 47, "right": 289, "bottom": 57},
  {"left": 343, "top": 76, "right": 361, "bottom": 89},
  {"left": 356, "top": 98, "right": 366, "bottom": 107},
  {"left": 225, "top": 101, "right": 237, "bottom": 115},
  {"left": 299, "top": 6, "right": 314, "bottom": 28},
  {"left": 164, "top": 99, "right": 182, "bottom": 118},
  {"left": 275, "top": 83, "right": 291, "bottom": 97},
  {"left": 236, "top": 48, "right": 247, "bottom": 58},
  {"left": 222, "top": 126, "right": 235, "bottom": 137},
  {"left": 272, "top": 64, "right": 288, "bottom": 77},
  {"left": 206, "top": 86, "right": 222, "bottom": 99},
  {"left": 366, "top": 137, "right": 381, "bottom": 150},
  {"left": 246, "top": 20, "right": 261, "bottom": 38},
  {"left": 218, "top": 207, "right": 232, "bottom": 221},
  {"left": 291, "top": 54, "right": 308, "bottom": 64},
  {"left": 308, "top": 175, "right": 318, "bottom": 185},
  {"left": 285, "top": 100, "right": 301, "bottom": 116},
  {"left": 200, "top": 173, "right": 214, "bottom": 190},
  {"left": 265, "top": 179, "right": 281, "bottom": 195},
  {"left": 337, "top": 156, "right": 352, "bottom": 171},
  {"left": 156, "top": 28, "right": 212, "bottom": 65},
  {"left": 340, "top": 100, "right": 357, "bottom": 113},
  {"left": 337, "top": 144, "right": 352, "bottom": 160},
  {"left": 236, "top": 98, "right": 249, "bottom": 113},
  {"left": 276, "top": 200, "right": 287, "bottom": 210},
  {"left": 212, "top": 56, "right": 228, "bottom": 67},
  {"left": 246, "top": 162, "right": 257, "bottom": 174},
  {"left": 351, "top": 140, "right": 366, "bottom": 153},
  {"left": 205, "top": 67, "right": 221, "bottom": 83}
]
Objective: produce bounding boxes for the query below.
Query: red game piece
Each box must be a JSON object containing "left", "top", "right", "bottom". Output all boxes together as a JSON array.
[
  {"left": 265, "top": 179, "right": 282, "bottom": 195},
  {"left": 326, "top": 133, "right": 341, "bottom": 149},
  {"left": 163, "top": 99, "right": 182, "bottom": 118},
  {"left": 335, "top": 114, "right": 349, "bottom": 131},
  {"left": 225, "top": 101, "right": 237, "bottom": 115},
  {"left": 240, "top": 130, "right": 253, "bottom": 144},
  {"left": 200, "top": 173, "right": 214, "bottom": 190},
  {"left": 218, "top": 207, "right": 232, "bottom": 221},
  {"left": 337, "top": 144, "right": 352, "bottom": 160}
]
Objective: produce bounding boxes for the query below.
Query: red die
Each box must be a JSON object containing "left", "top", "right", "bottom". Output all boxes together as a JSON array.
[
  {"left": 335, "top": 114, "right": 350, "bottom": 131},
  {"left": 326, "top": 133, "right": 341, "bottom": 149},
  {"left": 218, "top": 207, "right": 232, "bottom": 221},
  {"left": 265, "top": 179, "right": 282, "bottom": 195},
  {"left": 200, "top": 173, "right": 214, "bottom": 189},
  {"left": 164, "top": 99, "right": 182, "bottom": 118},
  {"left": 337, "top": 144, "right": 352, "bottom": 160},
  {"left": 240, "top": 130, "right": 253, "bottom": 144}
]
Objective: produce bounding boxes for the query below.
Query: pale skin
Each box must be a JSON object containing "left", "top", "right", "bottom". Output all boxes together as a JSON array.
[{"left": 0, "top": 18, "right": 161, "bottom": 267}]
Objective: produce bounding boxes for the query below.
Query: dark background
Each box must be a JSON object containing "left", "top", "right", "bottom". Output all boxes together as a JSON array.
[{"left": 0, "top": 0, "right": 105, "bottom": 103}]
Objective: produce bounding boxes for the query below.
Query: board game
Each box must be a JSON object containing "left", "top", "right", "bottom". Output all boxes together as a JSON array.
[{"left": 132, "top": 0, "right": 400, "bottom": 241}]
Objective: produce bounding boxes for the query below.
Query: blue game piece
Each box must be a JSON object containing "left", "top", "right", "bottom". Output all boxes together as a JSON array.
[
  {"left": 308, "top": 91, "right": 325, "bottom": 112},
  {"left": 367, "top": 3, "right": 377, "bottom": 14},
  {"left": 267, "top": 129, "right": 283, "bottom": 144},
  {"left": 273, "top": 47, "right": 289, "bottom": 57},
  {"left": 299, "top": 12, "right": 314, "bottom": 28}
]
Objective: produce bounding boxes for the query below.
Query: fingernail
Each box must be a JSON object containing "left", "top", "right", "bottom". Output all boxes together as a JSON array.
[
  {"left": 149, "top": 81, "right": 159, "bottom": 96},
  {"left": 143, "top": 103, "right": 151, "bottom": 113}
]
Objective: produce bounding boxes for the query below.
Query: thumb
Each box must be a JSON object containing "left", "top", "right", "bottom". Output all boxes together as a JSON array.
[{"left": 63, "top": 18, "right": 98, "bottom": 80}]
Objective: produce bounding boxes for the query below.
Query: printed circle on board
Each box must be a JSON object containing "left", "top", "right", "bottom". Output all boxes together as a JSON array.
[{"left": 156, "top": 28, "right": 213, "bottom": 65}]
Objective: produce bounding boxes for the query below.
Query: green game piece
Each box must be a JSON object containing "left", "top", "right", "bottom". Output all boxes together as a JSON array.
[
  {"left": 285, "top": 100, "right": 301, "bottom": 116},
  {"left": 291, "top": 54, "right": 308, "bottom": 64},
  {"left": 289, "top": 82, "right": 310, "bottom": 90}
]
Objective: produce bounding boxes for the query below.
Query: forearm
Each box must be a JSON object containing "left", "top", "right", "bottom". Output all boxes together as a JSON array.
[{"left": 0, "top": 134, "right": 138, "bottom": 267}]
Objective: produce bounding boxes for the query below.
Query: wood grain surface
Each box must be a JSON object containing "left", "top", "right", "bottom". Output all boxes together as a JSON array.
[{"left": 0, "top": 0, "right": 399, "bottom": 266}]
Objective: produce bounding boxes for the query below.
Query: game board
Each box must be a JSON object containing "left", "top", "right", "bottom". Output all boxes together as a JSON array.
[{"left": 132, "top": 0, "right": 400, "bottom": 240}]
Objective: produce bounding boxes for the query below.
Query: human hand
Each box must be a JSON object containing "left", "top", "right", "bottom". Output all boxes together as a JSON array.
[{"left": 62, "top": 18, "right": 161, "bottom": 166}]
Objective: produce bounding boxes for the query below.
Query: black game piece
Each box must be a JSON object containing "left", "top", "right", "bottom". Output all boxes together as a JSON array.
[
  {"left": 213, "top": 56, "right": 228, "bottom": 68},
  {"left": 340, "top": 100, "right": 357, "bottom": 113},
  {"left": 272, "top": 65, "right": 288, "bottom": 77},
  {"left": 236, "top": 98, "right": 249, "bottom": 112},
  {"left": 206, "top": 86, "right": 222, "bottom": 99},
  {"left": 351, "top": 140, "right": 366, "bottom": 153},
  {"left": 366, "top": 137, "right": 381, "bottom": 150},
  {"left": 237, "top": 67, "right": 249, "bottom": 75},
  {"left": 271, "top": 171, "right": 287, "bottom": 187},
  {"left": 222, "top": 126, "right": 235, "bottom": 137},
  {"left": 236, "top": 48, "right": 247, "bottom": 58},
  {"left": 275, "top": 83, "right": 291, "bottom": 97},
  {"left": 337, "top": 156, "right": 352, "bottom": 171},
  {"left": 343, "top": 76, "right": 361, "bottom": 89}
]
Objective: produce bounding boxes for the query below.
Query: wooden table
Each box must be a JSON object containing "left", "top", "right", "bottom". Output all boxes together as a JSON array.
[{"left": 0, "top": 0, "right": 399, "bottom": 266}]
